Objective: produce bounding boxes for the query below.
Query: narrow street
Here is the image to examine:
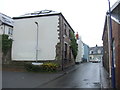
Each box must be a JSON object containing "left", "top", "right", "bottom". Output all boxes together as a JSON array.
[
  {"left": 3, "top": 62, "right": 110, "bottom": 88},
  {"left": 37, "top": 62, "right": 101, "bottom": 88}
]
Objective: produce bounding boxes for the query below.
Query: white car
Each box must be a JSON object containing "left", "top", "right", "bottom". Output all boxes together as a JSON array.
[{"left": 90, "top": 59, "right": 100, "bottom": 63}]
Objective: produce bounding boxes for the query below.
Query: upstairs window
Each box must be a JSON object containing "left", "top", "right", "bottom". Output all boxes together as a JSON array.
[
  {"left": 8, "top": 28, "right": 13, "bottom": 35},
  {"left": 69, "top": 29, "right": 71, "bottom": 38},
  {"left": 64, "top": 24, "right": 67, "bottom": 36}
]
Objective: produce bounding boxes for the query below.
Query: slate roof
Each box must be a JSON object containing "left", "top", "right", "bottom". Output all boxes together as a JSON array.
[
  {"left": 111, "top": 0, "right": 120, "bottom": 24},
  {"left": 13, "top": 10, "right": 61, "bottom": 19},
  {"left": 21, "top": 10, "right": 60, "bottom": 17},
  {"left": 0, "top": 13, "right": 14, "bottom": 26},
  {"left": 13, "top": 10, "right": 75, "bottom": 33},
  {"left": 89, "top": 45, "right": 103, "bottom": 55}
]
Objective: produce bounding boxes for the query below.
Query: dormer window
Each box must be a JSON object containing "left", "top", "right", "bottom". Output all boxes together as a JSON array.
[
  {"left": 98, "top": 49, "right": 101, "bottom": 54},
  {"left": 90, "top": 50, "right": 93, "bottom": 54}
]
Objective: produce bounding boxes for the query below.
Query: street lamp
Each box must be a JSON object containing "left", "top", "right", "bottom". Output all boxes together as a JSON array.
[
  {"left": 35, "top": 22, "right": 39, "bottom": 62},
  {"left": 107, "top": 0, "right": 116, "bottom": 88}
]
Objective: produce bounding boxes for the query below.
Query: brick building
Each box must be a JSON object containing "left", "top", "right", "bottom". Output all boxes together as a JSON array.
[{"left": 102, "top": 1, "right": 120, "bottom": 88}]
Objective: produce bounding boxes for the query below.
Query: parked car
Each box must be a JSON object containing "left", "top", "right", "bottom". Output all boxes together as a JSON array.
[{"left": 90, "top": 59, "right": 100, "bottom": 63}]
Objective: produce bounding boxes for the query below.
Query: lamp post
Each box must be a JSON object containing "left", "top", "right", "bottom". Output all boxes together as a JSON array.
[
  {"left": 107, "top": 0, "right": 116, "bottom": 88},
  {"left": 35, "top": 22, "right": 39, "bottom": 62}
]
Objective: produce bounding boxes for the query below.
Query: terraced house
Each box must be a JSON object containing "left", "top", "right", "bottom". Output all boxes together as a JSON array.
[{"left": 12, "top": 10, "right": 76, "bottom": 70}]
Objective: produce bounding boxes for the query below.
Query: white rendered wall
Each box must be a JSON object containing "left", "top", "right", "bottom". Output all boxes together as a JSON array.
[
  {"left": 0, "top": 26, "right": 3, "bottom": 35},
  {"left": 0, "top": 25, "right": 12, "bottom": 35},
  {"left": 12, "top": 16, "right": 59, "bottom": 61},
  {"left": 75, "top": 38, "right": 83, "bottom": 63}
]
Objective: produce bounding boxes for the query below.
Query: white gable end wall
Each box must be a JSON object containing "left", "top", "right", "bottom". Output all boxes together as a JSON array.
[{"left": 12, "top": 16, "right": 59, "bottom": 61}]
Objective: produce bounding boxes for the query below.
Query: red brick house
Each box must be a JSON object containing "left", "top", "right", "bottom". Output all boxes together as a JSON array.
[{"left": 102, "top": 1, "right": 120, "bottom": 88}]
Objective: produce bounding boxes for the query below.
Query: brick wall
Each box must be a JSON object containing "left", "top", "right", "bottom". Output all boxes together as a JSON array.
[
  {"left": 112, "top": 19, "right": 120, "bottom": 88},
  {"left": 102, "top": 22, "right": 110, "bottom": 73}
]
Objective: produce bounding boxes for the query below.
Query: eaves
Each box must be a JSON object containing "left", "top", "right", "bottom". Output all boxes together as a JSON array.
[
  {"left": 13, "top": 12, "right": 75, "bottom": 33},
  {"left": 13, "top": 13, "right": 61, "bottom": 19}
]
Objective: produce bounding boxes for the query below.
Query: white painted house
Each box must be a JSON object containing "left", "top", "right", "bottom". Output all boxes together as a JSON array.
[
  {"left": 0, "top": 13, "right": 14, "bottom": 38},
  {"left": 75, "top": 37, "right": 84, "bottom": 64},
  {"left": 89, "top": 45, "right": 103, "bottom": 62},
  {"left": 12, "top": 10, "right": 75, "bottom": 69},
  {"left": 12, "top": 11, "right": 59, "bottom": 61}
]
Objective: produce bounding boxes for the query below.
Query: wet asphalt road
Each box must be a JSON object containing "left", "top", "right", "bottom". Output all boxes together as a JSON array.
[
  {"left": 37, "top": 62, "right": 101, "bottom": 88},
  {"left": 3, "top": 62, "right": 102, "bottom": 88}
]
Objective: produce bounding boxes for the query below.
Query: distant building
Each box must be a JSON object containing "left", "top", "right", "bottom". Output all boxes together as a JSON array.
[
  {"left": 89, "top": 45, "right": 103, "bottom": 62},
  {"left": 12, "top": 10, "right": 75, "bottom": 69},
  {"left": 75, "top": 37, "right": 84, "bottom": 64},
  {"left": 102, "top": 1, "right": 120, "bottom": 88},
  {"left": 0, "top": 13, "right": 14, "bottom": 38},
  {"left": 83, "top": 43, "right": 89, "bottom": 62}
]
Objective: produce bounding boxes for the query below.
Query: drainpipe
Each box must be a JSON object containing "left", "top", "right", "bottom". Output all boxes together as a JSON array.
[
  {"left": 35, "top": 22, "right": 39, "bottom": 62},
  {"left": 107, "top": 14, "right": 112, "bottom": 79},
  {"left": 107, "top": 0, "right": 116, "bottom": 88}
]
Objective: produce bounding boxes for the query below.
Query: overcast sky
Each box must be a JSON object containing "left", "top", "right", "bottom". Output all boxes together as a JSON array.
[{"left": 0, "top": 0, "right": 117, "bottom": 47}]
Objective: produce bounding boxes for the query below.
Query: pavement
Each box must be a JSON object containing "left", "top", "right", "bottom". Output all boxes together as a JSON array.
[
  {"left": 2, "top": 62, "right": 110, "bottom": 88},
  {"left": 100, "top": 64, "right": 111, "bottom": 88}
]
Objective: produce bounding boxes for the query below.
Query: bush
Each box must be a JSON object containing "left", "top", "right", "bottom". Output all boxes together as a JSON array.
[
  {"left": 24, "top": 62, "right": 60, "bottom": 72},
  {"left": 24, "top": 63, "right": 41, "bottom": 72},
  {"left": 42, "top": 62, "right": 59, "bottom": 72},
  {"left": 2, "top": 34, "right": 12, "bottom": 55}
]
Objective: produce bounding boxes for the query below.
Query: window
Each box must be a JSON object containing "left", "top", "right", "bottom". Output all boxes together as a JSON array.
[
  {"left": 98, "top": 50, "right": 101, "bottom": 54},
  {"left": 113, "top": 40, "right": 116, "bottom": 67},
  {"left": 69, "top": 46, "right": 71, "bottom": 61},
  {"left": 8, "top": 28, "right": 13, "bottom": 35},
  {"left": 90, "top": 50, "right": 93, "bottom": 54},
  {"left": 64, "top": 24, "right": 67, "bottom": 36},
  {"left": 1, "top": 26, "right": 3, "bottom": 29},
  {"left": 64, "top": 43, "right": 67, "bottom": 59},
  {"left": 8, "top": 28, "right": 11, "bottom": 34},
  {"left": 69, "top": 29, "right": 71, "bottom": 38},
  {"left": 90, "top": 57, "right": 92, "bottom": 59}
]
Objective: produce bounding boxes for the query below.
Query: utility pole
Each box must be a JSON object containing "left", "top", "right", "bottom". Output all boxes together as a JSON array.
[{"left": 107, "top": 0, "right": 116, "bottom": 88}]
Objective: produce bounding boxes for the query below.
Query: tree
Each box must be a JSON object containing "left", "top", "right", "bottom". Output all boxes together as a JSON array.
[
  {"left": 2, "top": 34, "right": 12, "bottom": 55},
  {"left": 70, "top": 31, "right": 78, "bottom": 59}
]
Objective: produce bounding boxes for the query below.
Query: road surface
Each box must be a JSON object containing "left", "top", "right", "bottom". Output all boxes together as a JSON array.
[{"left": 37, "top": 62, "right": 101, "bottom": 88}]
